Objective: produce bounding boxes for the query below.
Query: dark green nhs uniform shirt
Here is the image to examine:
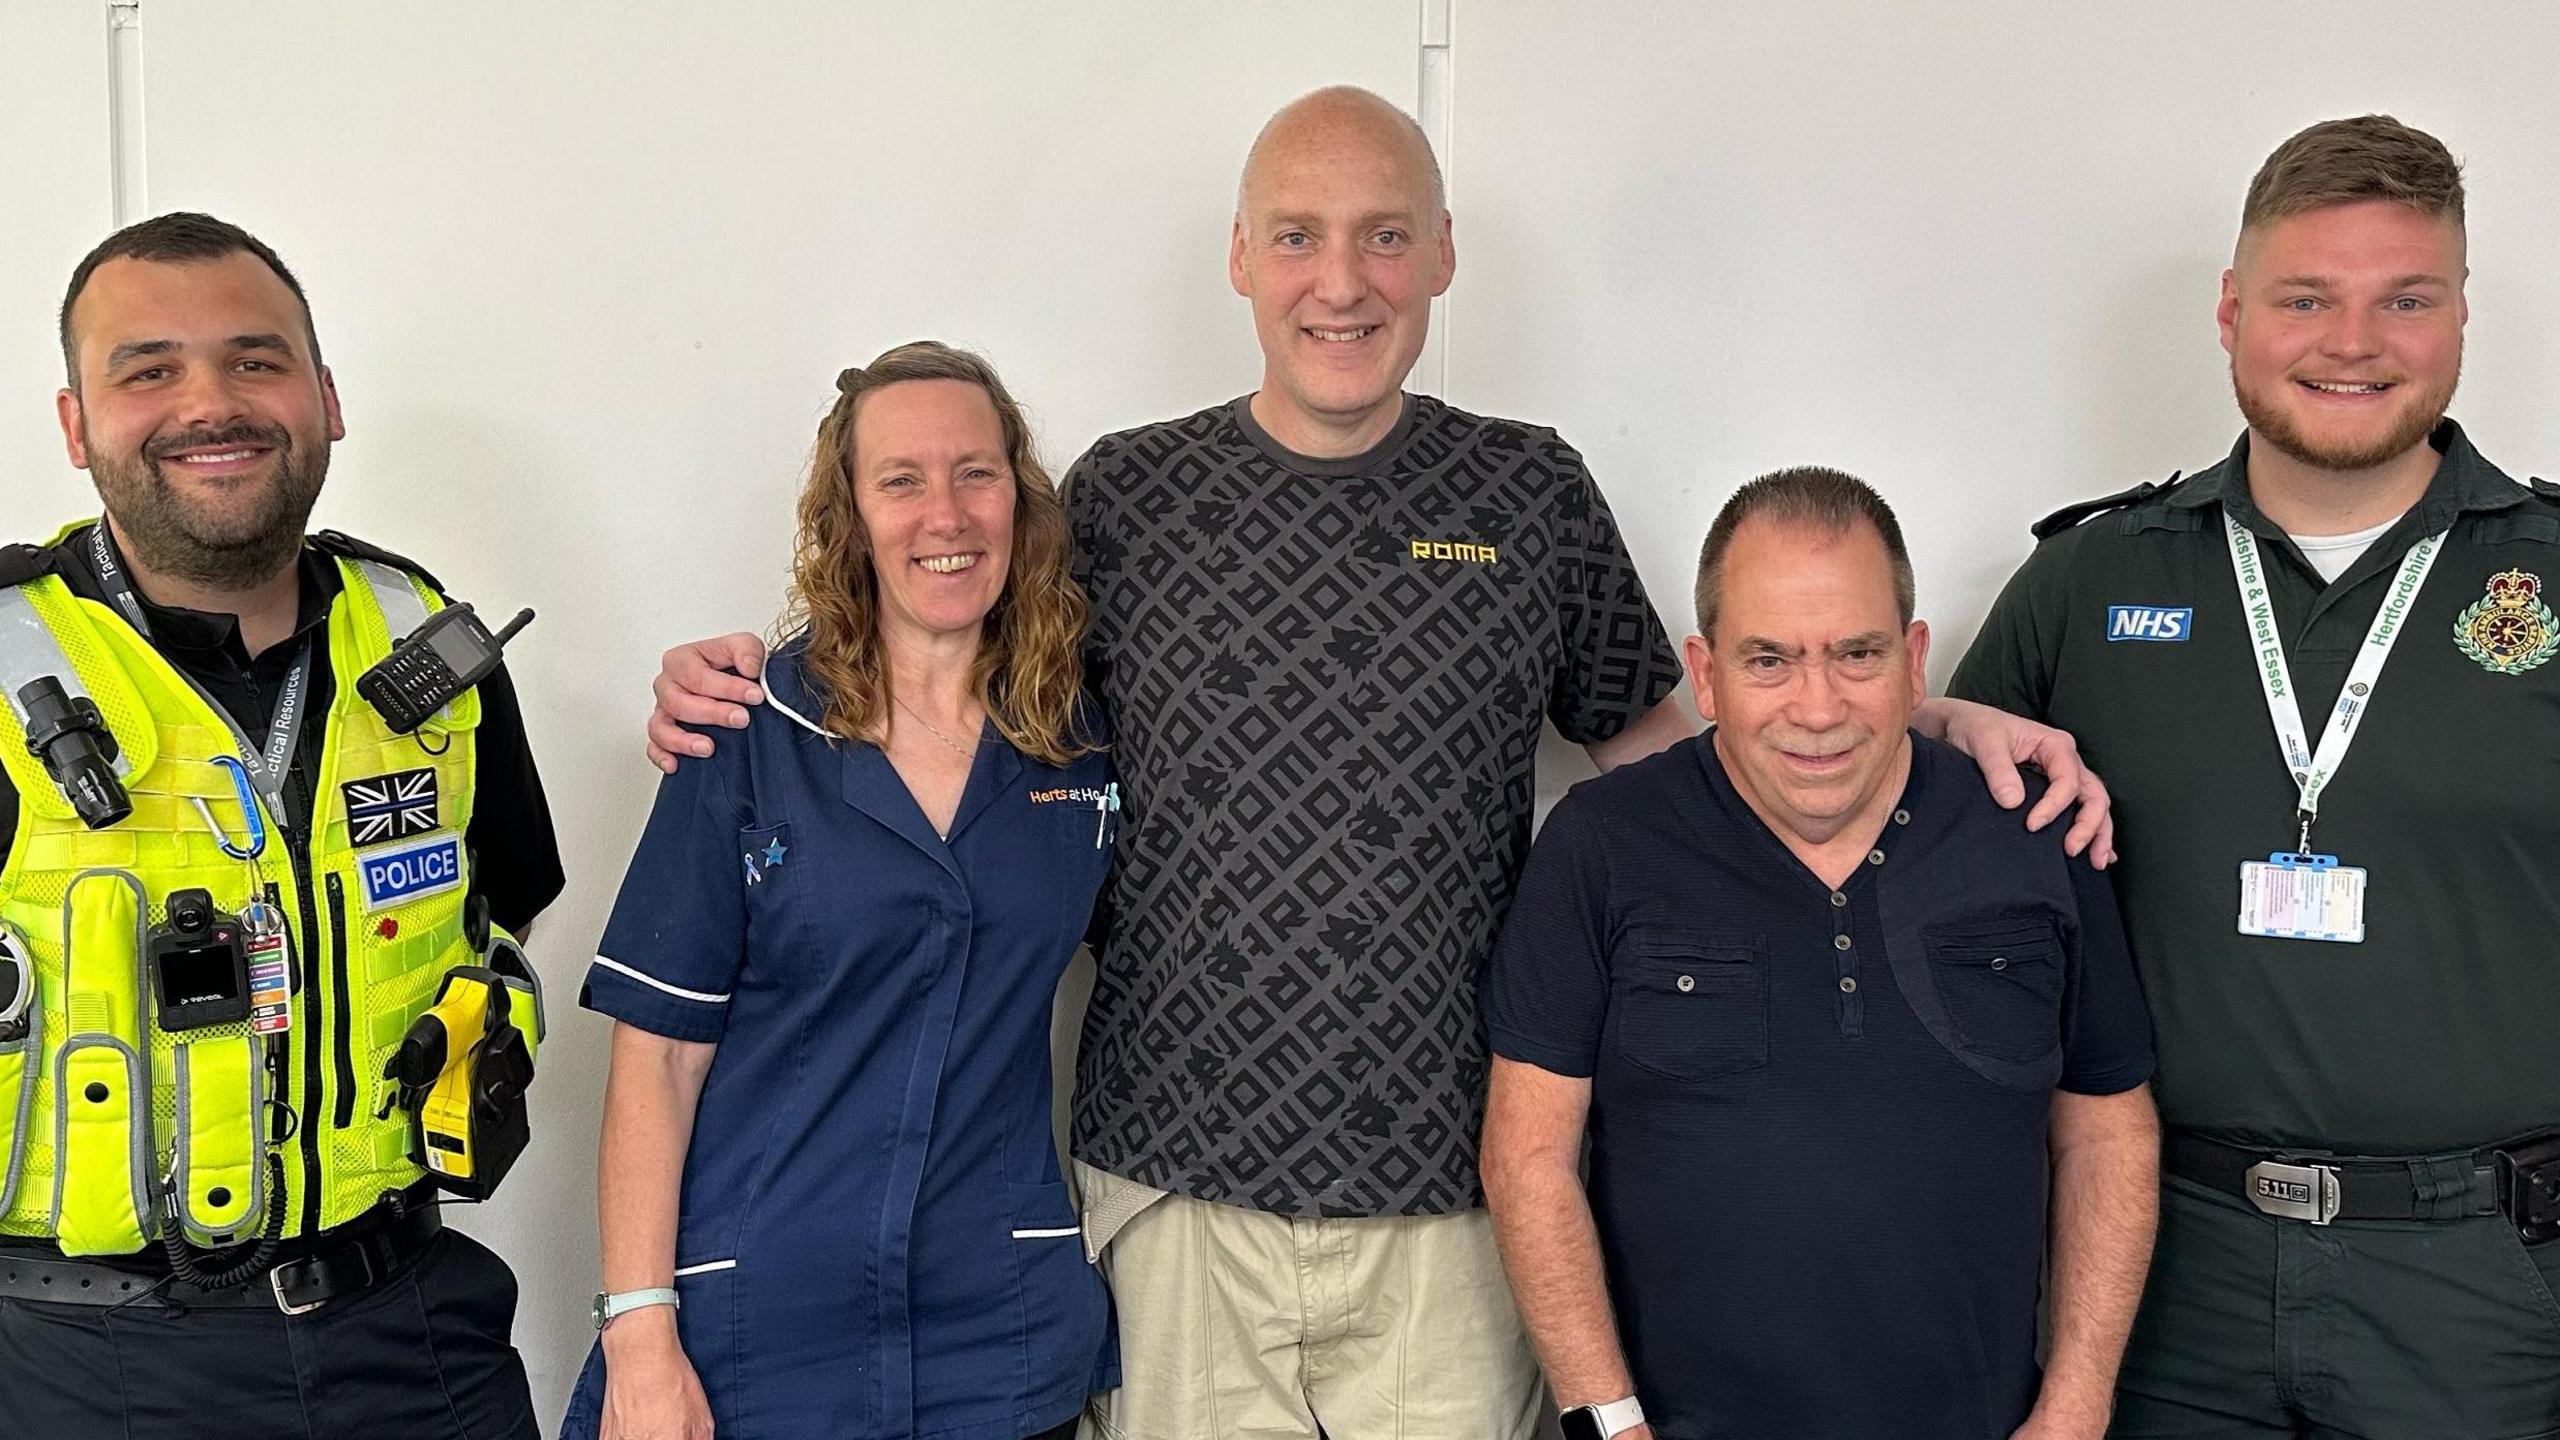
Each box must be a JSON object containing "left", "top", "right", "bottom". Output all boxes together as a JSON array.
[{"left": 1950, "top": 420, "right": 2560, "bottom": 1153}]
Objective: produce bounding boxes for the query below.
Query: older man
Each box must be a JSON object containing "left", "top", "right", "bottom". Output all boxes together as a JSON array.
[
  {"left": 1481, "top": 469, "right": 2159, "bottom": 1440},
  {"left": 647, "top": 90, "right": 2110, "bottom": 1440}
]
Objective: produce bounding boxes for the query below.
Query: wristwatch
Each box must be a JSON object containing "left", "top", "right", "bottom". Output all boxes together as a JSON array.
[
  {"left": 1559, "top": 1395, "right": 1645, "bottom": 1440},
  {"left": 592, "top": 1286, "right": 680, "bottom": 1331}
]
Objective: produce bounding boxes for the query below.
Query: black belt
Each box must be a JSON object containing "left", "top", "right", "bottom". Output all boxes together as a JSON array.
[
  {"left": 0, "top": 1201, "right": 442, "bottom": 1313},
  {"left": 2164, "top": 1129, "right": 2501, "bottom": 1225}
]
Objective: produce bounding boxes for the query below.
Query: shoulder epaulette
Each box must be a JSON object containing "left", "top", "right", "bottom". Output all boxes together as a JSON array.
[
  {"left": 2529, "top": 476, "right": 2560, "bottom": 503},
  {"left": 0, "top": 542, "right": 55, "bottom": 590},
  {"left": 2030, "top": 472, "right": 2184, "bottom": 541},
  {"left": 308, "top": 529, "right": 445, "bottom": 591}
]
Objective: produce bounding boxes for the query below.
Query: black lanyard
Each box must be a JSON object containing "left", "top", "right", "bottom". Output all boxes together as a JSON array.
[{"left": 87, "top": 520, "right": 313, "bottom": 808}]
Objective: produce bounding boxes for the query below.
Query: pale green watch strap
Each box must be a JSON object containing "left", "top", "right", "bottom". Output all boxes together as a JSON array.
[{"left": 593, "top": 1286, "right": 680, "bottom": 1330}]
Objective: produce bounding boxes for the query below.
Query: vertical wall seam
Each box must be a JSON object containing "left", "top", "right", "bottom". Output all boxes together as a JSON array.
[
  {"left": 107, "top": 1, "right": 146, "bottom": 226},
  {"left": 1419, "top": 0, "right": 1455, "bottom": 398}
]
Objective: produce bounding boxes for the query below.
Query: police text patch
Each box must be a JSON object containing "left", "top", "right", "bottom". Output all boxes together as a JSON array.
[
  {"left": 357, "top": 830, "right": 465, "bottom": 911},
  {"left": 2106, "top": 605, "right": 2193, "bottom": 642}
]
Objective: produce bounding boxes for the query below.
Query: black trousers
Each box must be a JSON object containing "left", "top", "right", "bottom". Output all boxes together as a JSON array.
[
  {"left": 2113, "top": 1173, "right": 2560, "bottom": 1439},
  {"left": 0, "top": 1228, "right": 536, "bottom": 1439}
]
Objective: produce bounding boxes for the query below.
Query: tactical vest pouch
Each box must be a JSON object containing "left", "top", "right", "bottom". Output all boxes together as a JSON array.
[
  {"left": 486, "top": 931, "right": 543, "bottom": 1069},
  {"left": 0, "top": 926, "right": 39, "bottom": 1216},
  {"left": 171, "top": 1035, "right": 262, "bottom": 1242},
  {"left": 52, "top": 871, "right": 152, "bottom": 1255}
]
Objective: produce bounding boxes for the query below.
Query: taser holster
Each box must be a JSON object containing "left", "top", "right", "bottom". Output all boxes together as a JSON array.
[{"left": 381, "top": 940, "right": 538, "bottom": 1203}]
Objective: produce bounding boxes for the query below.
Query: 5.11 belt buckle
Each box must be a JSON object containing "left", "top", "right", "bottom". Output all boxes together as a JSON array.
[{"left": 2245, "top": 1159, "right": 2341, "bottom": 1225}]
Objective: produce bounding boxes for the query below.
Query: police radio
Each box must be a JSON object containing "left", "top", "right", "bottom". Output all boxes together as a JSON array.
[{"left": 356, "top": 603, "right": 534, "bottom": 734}]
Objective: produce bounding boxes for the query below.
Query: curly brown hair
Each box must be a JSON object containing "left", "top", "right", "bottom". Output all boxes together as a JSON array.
[{"left": 778, "top": 340, "right": 1095, "bottom": 765}]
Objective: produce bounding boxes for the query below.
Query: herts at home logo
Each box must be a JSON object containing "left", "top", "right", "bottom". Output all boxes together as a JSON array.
[{"left": 2106, "top": 605, "right": 2192, "bottom": 642}]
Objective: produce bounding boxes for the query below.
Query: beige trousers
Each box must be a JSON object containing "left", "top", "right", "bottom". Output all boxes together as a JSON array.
[{"left": 1074, "top": 1159, "right": 1542, "bottom": 1440}]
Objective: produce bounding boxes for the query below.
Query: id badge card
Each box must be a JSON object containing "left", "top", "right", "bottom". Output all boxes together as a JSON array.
[{"left": 2238, "top": 852, "right": 2366, "bottom": 943}]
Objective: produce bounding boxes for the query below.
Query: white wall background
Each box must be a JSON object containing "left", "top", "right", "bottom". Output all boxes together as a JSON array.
[{"left": 9, "top": 3, "right": 2560, "bottom": 1433}]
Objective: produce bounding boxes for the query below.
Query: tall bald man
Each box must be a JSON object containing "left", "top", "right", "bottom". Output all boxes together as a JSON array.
[{"left": 647, "top": 87, "right": 2110, "bottom": 1440}]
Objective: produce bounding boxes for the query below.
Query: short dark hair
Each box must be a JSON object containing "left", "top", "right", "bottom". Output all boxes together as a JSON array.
[
  {"left": 59, "top": 212, "right": 319, "bottom": 387},
  {"left": 2242, "top": 115, "right": 2465, "bottom": 234},
  {"left": 1694, "top": 466, "right": 1915, "bottom": 638}
]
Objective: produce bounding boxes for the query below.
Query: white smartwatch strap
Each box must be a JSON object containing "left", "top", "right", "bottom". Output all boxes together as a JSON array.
[
  {"left": 1591, "top": 1396, "right": 1646, "bottom": 1436},
  {"left": 599, "top": 1286, "right": 680, "bottom": 1326}
]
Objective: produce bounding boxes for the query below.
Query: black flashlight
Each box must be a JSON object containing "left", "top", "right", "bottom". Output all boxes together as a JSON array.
[{"left": 18, "top": 676, "right": 132, "bottom": 829}]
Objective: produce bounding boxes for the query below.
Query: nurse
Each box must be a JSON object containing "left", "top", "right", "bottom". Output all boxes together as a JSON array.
[{"left": 562, "top": 341, "right": 1115, "bottom": 1440}]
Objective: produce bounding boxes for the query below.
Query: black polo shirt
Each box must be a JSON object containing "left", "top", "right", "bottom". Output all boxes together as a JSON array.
[
  {"left": 1482, "top": 734, "right": 2152, "bottom": 1440},
  {"left": 0, "top": 522, "right": 562, "bottom": 932},
  {"left": 1950, "top": 420, "right": 2560, "bottom": 1155}
]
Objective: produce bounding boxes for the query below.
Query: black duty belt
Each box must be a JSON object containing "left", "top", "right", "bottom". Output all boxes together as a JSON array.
[
  {"left": 0, "top": 1201, "right": 442, "bottom": 1314},
  {"left": 2165, "top": 1128, "right": 2502, "bottom": 1225}
]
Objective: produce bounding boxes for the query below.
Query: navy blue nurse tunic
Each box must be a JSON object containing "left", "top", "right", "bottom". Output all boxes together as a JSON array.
[{"left": 561, "top": 647, "right": 1118, "bottom": 1440}]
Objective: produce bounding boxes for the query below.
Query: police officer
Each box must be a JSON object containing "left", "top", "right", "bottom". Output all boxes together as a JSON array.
[
  {"left": 1953, "top": 117, "right": 2560, "bottom": 1437},
  {"left": 0, "top": 213, "right": 562, "bottom": 1438}
]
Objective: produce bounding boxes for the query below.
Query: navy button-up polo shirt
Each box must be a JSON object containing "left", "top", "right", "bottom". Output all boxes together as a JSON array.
[
  {"left": 1482, "top": 733, "right": 2153, "bottom": 1440},
  {"left": 564, "top": 648, "right": 1118, "bottom": 1440}
]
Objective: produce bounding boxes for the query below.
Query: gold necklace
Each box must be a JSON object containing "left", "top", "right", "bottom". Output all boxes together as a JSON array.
[{"left": 892, "top": 692, "right": 979, "bottom": 759}]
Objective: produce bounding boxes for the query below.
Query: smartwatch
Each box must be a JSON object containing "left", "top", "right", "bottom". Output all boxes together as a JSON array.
[
  {"left": 1559, "top": 1395, "right": 1645, "bottom": 1440},
  {"left": 592, "top": 1286, "right": 680, "bottom": 1331}
]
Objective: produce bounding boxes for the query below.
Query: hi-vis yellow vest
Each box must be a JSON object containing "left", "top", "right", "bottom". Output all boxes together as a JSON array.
[{"left": 0, "top": 535, "right": 487, "bottom": 1253}]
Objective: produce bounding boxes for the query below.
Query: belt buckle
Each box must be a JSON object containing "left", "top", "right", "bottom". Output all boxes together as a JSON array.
[
  {"left": 270, "top": 1262, "right": 328, "bottom": 1316},
  {"left": 2245, "top": 1159, "right": 2341, "bottom": 1225},
  {"left": 268, "top": 1244, "right": 376, "bottom": 1316}
]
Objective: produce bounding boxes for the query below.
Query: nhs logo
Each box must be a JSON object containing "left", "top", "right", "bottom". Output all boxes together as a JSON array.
[
  {"left": 2106, "top": 605, "right": 2193, "bottom": 642},
  {"left": 358, "top": 830, "right": 464, "bottom": 911}
]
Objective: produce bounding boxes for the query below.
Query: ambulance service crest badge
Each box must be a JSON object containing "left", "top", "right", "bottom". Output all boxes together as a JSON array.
[{"left": 2454, "top": 568, "right": 2559, "bottom": 675}]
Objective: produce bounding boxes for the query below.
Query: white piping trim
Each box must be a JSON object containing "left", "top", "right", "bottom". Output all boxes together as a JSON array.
[
  {"left": 761, "top": 691, "right": 837, "bottom": 739},
  {"left": 1011, "top": 1225, "right": 1083, "bottom": 1240},
  {"left": 591, "top": 955, "right": 732, "bottom": 1005},
  {"left": 673, "top": 1258, "right": 738, "bottom": 1277}
]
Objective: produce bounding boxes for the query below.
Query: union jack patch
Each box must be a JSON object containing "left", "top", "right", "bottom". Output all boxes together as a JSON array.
[{"left": 342, "top": 768, "right": 441, "bottom": 847}]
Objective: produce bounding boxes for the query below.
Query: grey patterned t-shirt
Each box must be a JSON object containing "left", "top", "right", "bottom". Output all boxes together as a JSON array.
[{"left": 1065, "top": 394, "right": 1682, "bottom": 1217}]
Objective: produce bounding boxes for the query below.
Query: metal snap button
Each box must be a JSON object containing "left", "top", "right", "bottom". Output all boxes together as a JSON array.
[
  {"left": 1867, "top": 849, "right": 1886, "bottom": 865},
  {"left": 1829, "top": 891, "right": 1847, "bottom": 908},
  {"left": 1893, "top": 809, "right": 1911, "bottom": 825},
  {"left": 1990, "top": 957, "right": 2008, "bottom": 971},
  {"left": 1676, "top": 974, "right": 1695, "bottom": 993},
  {"left": 1833, "top": 934, "right": 1852, "bottom": 951},
  {"left": 1839, "top": 976, "right": 1858, "bottom": 993}
]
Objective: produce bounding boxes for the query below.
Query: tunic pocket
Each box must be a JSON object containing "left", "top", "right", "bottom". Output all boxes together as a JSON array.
[
  {"left": 1010, "top": 1180, "right": 1110, "bottom": 1399},
  {"left": 1611, "top": 937, "right": 1767, "bottom": 1082},
  {"left": 670, "top": 1204, "right": 743, "bottom": 1402}
]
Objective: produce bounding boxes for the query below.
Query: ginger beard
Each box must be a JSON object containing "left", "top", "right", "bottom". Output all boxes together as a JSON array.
[{"left": 2230, "top": 347, "right": 2460, "bottom": 474}]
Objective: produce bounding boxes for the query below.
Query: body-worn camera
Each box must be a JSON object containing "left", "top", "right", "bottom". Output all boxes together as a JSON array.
[
  {"left": 18, "top": 676, "right": 130, "bottom": 829},
  {"left": 149, "top": 889, "right": 251, "bottom": 1032},
  {"left": 2498, "top": 1133, "right": 2560, "bottom": 1247},
  {"left": 356, "top": 604, "right": 534, "bottom": 734}
]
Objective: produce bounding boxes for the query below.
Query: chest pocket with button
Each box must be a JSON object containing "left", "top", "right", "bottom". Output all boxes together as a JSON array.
[
  {"left": 1925, "top": 915, "right": 2066, "bottom": 1071},
  {"left": 1609, "top": 935, "right": 1767, "bottom": 1082}
]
